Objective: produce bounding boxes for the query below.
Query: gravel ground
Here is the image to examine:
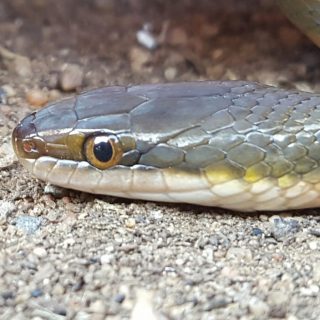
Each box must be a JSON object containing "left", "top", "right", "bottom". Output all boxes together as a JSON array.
[{"left": 1, "top": 0, "right": 320, "bottom": 319}]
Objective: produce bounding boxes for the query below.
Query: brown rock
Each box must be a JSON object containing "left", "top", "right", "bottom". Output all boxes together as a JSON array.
[
  {"left": 59, "top": 64, "right": 84, "bottom": 91},
  {"left": 26, "top": 89, "right": 48, "bottom": 108}
]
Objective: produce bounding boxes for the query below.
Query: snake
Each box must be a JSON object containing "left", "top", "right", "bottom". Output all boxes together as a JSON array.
[{"left": 11, "top": 1, "right": 320, "bottom": 211}]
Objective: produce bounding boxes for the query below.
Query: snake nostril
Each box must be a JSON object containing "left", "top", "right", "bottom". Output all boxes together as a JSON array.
[{"left": 22, "top": 141, "right": 37, "bottom": 153}]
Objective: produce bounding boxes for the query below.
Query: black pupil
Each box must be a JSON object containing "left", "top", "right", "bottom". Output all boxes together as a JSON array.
[{"left": 93, "top": 140, "right": 113, "bottom": 162}]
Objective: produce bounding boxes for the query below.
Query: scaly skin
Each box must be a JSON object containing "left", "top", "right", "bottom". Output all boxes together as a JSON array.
[{"left": 12, "top": 81, "right": 320, "bottom": 211}]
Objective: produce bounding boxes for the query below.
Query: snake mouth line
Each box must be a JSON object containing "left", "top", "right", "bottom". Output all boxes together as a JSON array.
[{"left": 16, "top": 153, "right": 320, "bottom": 212}]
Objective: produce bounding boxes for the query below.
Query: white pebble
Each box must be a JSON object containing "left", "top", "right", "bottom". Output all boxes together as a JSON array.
[
  {"left": 33, "top": 247, "right": 47, "bottom": 258},
  {"left": 309, "top": 241, "right": 318, "bottom": 250},
  {"left": 136, "top": 29, "right": 158, "bottom": 50},
  {"left": 100, "top": 253, "right": 114, "bottom": 265},
  {"left": 300, "top": 285, "right": 319, "bottom": 296},
  {"left": 248, "top": 297, "right": 270, "bottom": 317},
  {"left": 89, "top": 300, "right": 107, "bottom": 313}
]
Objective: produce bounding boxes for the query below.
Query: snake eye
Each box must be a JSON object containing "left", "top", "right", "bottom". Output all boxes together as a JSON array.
[{"left": 84, "top": 135, "right": 123, "bottom": 170}]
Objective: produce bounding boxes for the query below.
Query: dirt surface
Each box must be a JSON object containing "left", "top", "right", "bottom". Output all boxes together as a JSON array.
[{"left": 1, "top": 0, "right": 320, "bottom": 319}]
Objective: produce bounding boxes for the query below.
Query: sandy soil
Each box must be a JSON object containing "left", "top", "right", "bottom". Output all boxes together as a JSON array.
[{"left": 1, "top": 0, "right": 320, "bottom": 319}]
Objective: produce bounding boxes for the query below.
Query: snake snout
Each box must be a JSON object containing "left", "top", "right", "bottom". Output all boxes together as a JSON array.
[
  {"left": 12, "top": 112, "right": 36, "bottom": 139},
  {"left": 12, "top": 112, "right": 43, "bottom": 159}
]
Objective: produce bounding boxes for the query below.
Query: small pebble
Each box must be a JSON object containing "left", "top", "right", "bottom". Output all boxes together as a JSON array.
[
  {"left": 100, "top": 253, "right": 114, "bottom": 265},
  {"left": 267, "top": 290, "right": 289, "bottom": 306},
  {"left": 89, "top": 300, "right": 107, "bottom": 313},
  {"left": 203, "top": 296, "right": 230, "bottom": 311},
  {"left": 150, "top": 210, "right": 163, "bottom": 220},
  {"left": 0, "top": 140, "right": 15, "bottom": 168},
  {"left": 164, "top": 67, "right": 178, "bottom": 80},
  {"left": 114, "top": 293, "right": 125, "bottom": 304},
  {"left": 129, "top": 46, "right": 152, "bottom": 73},
  {"left": 33, "top": 247, "right": 47, "bottom": 258},
  {"left": 220, "top": 266, "right": 239, "bottom": 280},
  {"left": 251, "top": 227, "right": 263, "bottom": 236},
  {"left": 52, "top": 283, "right": 65, "bottom": 296},
  {"left": 0, "top": 85, "right": 16, "bottom": 104},
  {"left": 226, "top": 247, "right": 252, "bottom": 260},
  {"left": 125, "top": 218, "right": 136, "bottom": 228},
  {"left": 136, "top": 28, "right": 158, "bottom": 50},
  {"left": 248, "top": 297, "right": 270, "bottom": 317},
  {"left": 31, "top": 288, "right": 43, "bottom": 298},
  {"left": 0, "top": 87, "right": 6, "bottom": 104},
  {"left": 1, "top": 291, "right": 14, "bottom": 300},
  {"left": 270, "top": 217, "right": 300, "bottom": 241},
  {"left": 46, "top": 210, "right": 60, "bottom": 222},
  {"left": 13, "top": 216, "right": 43, "bottom": 235},
  {"left": 13, "top": 56, "right": 32, "bottom": 78},
  {"left": 0, "top": 200, "right": 16, "bottom": 224},
  {"left": 309, "top": 241, "right": 318, "bottom": 250},
  {"left": 120, "top": 244, "right": 137, "bottom": 253},
  {"left": 309, "top": 228, "right": 320, "bottom": 237},
  {"left": 26, "top": 89, "right": 48, "bottom": 108},
  {"left": 272, "top": 253, "right": 285, "bottom": 262},
  {"left": 74, "top": 311, "right": 91, "bottom": 320},
  {"left": 62, "top": 238, "right": 76, "bottom": 248},
  {"left": 72, "top": 278, "right": 85, "bottom": 292},
  {"left": 300, "top": 285, "right": 319, "bottom": 297},
  {"left": 44, "top": 184, "right": 68, "bottom": 197},
  {"left": 53, "top": 305, "right": 67, "bottom": 316},
  {"left": 131, "top": 289, "right": 157, "bottom": 320},
  {"left": 48, "top": 89, "right": 61, "bottom": 101},
  {"left": 1, "top": 85, "right": 16, "bottom": 98},
  {"left": 42, "top": 194, "right": 56, "bottom": 209},
  {"left": 312, "top": 262, "right": 320, "bottom": 282},
  {"left": 59, "top": 64, "right": 84, "bottom": 91},
  {"left": 46, "top": 72, "right": 59, "bottom": 89}
]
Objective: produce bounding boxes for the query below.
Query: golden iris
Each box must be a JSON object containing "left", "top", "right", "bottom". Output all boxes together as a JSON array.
[{"left": 83, "top": 135, "right": 123, "bottom": 170}]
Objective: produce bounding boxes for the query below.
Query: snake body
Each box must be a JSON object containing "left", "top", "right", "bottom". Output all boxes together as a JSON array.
[
  {"left": 11, "top": 1, "right": 320, "bottom": 211},
  {"left": 12, "top": 81, "right": 320, "bottom": 211}
]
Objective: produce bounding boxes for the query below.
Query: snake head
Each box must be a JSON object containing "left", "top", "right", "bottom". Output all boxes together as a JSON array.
[{"left": 12, "top": 89, "right": 140, "bottom": 171}]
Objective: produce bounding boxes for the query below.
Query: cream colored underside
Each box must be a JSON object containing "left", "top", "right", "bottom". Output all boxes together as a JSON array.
[{"left": 20, "top": 156, "right": 320, "bottom": 211}]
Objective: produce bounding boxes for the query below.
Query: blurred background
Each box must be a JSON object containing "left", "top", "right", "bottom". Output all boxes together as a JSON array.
[{"left": 1, "top": 0, "right": 316, "bottom": 104}]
